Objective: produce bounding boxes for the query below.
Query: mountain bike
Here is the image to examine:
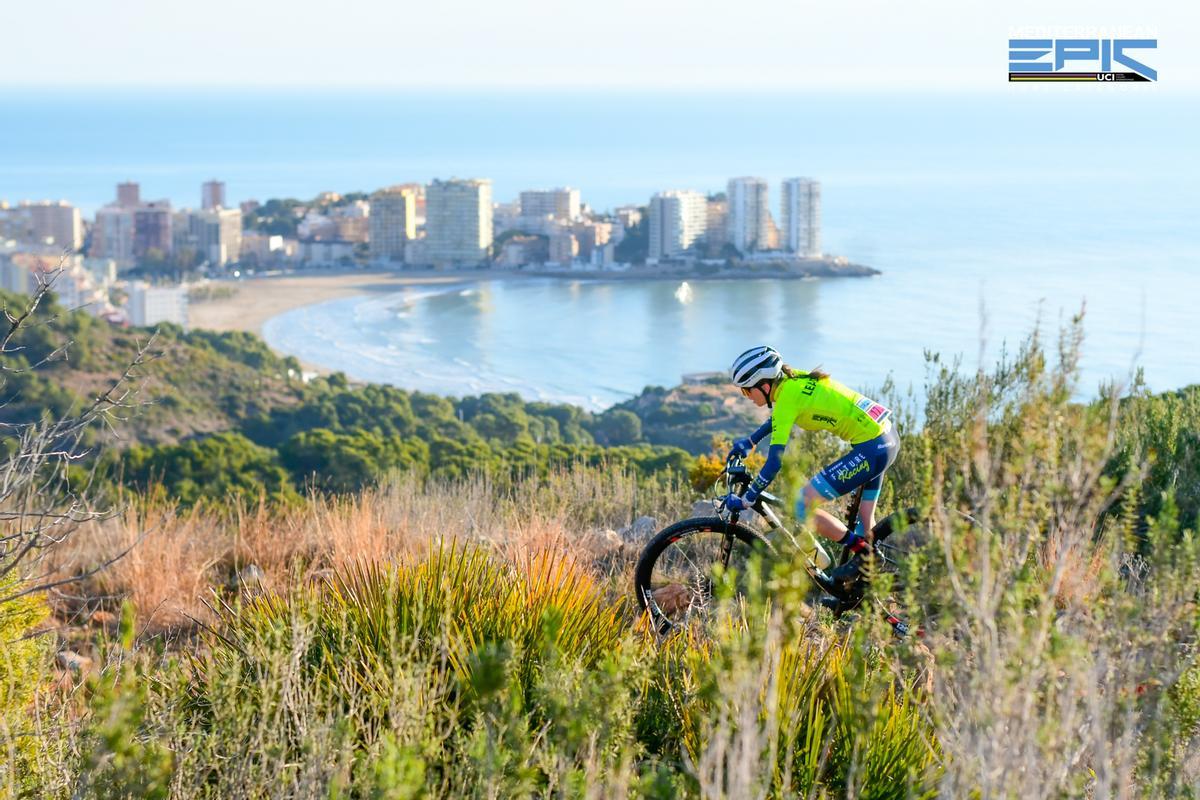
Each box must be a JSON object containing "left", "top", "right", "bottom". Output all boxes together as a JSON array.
[{"left": 633, "top": 454, "right": 925, "bottom": 637}]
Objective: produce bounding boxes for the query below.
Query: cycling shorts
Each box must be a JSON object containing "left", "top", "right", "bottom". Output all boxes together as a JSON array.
[{"left": 809, "top": 425, "right": 900, "bottom": 499}]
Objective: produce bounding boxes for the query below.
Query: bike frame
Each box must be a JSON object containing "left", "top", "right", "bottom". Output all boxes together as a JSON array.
[{"left": 718, "top": 457, "right": 866, "bottom": 588}]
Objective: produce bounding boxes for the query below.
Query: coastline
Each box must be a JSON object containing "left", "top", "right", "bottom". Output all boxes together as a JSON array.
[
  {"left": 187, "top": 261, "right": 878, "bottom": 337},
  {"left": 187, "top": 269, "right": 506, "bottom": 336}
]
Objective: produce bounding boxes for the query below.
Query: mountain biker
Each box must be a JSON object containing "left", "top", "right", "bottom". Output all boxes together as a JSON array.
[{"left": 719, "top": 345, "right": 900, "bottom": 566}]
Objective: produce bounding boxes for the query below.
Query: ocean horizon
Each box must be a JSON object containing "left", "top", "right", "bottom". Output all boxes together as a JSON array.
[{"left": 4, "top": 88, "right": 1197, "bottom": 406}]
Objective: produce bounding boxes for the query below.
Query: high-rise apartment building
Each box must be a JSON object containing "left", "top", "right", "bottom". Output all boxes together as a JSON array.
[
  {"left": 369, "top": 186, "right": 418, "bottom": 262},
  {"left": 781, "top": 178, "right": 821, "bottom": 257},
  {"left": 175, "top": 208, "right": 243, "bottom": 266},
  {"left": 117, "top": 182, "right": 140, "bottom": 208},
  {"left": 31, "top": 202, "right": 83, "bottom": 251},
  {"left": 133, "top": 201, "right": 173, "bottom": 259},
  {"left": 425, "top": 179, "right": 493, "bottom": 267},
  {"left": 726, "top": 177, "right": 771, "bottom": 254},
  {"left": 91, "top": 206, "right": 136, "bottom": 267},
  {"left": 704, "top": 198, "right": 728, "bottom": 255},
  {"left": 519, "top": 188, "right": 581, "bottom": 222},
  {"left": 202, "top": 180, "right": 226, "bottom": 210},
  {"left": 0, "top": 201, "right": 84, "bottom": 251},
  {"left": 648, "top": 190, "right": 707, "bottom": 261}
]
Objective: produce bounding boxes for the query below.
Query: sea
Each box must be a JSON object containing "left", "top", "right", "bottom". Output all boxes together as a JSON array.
[{"left": 2, "top": 88, "right": 1197, "bottom": 410}]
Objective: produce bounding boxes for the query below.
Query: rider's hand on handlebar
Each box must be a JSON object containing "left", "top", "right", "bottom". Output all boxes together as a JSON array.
[
  {"left": 720, "top": 493, "right": 749, "bottom": 512},
  {"left": 727, "top": 437, "right": 754, "bottom": 461}
]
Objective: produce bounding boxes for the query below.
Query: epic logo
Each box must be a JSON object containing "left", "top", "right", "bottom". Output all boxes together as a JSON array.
[{"left": 1009, "top": 39, "right": 1157, "bottom": 82}]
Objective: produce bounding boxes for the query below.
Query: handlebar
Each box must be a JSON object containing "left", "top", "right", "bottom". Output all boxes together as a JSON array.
[{"left": 718, "top": 455, "right": 783, "bottom": 515}]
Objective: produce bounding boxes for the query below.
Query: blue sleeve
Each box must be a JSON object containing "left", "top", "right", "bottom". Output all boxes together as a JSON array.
[
  {"left": 749, "top": 419, "right": 772, "bottom": 445},
  {"left": 745, "top": 443, "right": 785, "bottom": 500}
]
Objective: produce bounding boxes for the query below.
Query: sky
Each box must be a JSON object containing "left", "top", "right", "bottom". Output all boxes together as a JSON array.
[{"left": 4, "top": 0, "right": 1197, "bottom": 91}]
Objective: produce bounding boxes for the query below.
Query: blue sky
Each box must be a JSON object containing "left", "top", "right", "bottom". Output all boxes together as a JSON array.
[{"left": 5, "top": 0, "right": 1195, "bottom": 91}]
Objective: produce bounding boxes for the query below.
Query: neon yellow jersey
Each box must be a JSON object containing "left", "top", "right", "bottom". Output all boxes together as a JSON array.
[{"left": 769, "top": 375, "right": 891, "bottom": 447}]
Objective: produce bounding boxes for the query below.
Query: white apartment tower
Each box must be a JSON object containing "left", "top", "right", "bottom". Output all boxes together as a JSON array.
[
  {"left": 726, "top": 177, "right": 771, "bottom": 254},
  {"left": 426, "top": 179, "right": 493, "bottom": 267},
  {"left": 519, "top": 188, "right": 581, "bottom": 222},
  {"left": 781, "top": 178, "right": 821, "bottom": 257},
  {"left": 648, "top": 190, "right": 707, "bottom": 261},
  {"left": 369, "top": 187, "right": 417, "bottom": 262}
]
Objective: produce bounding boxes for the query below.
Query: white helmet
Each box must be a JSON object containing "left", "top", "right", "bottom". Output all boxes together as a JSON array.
[{"left": 730, "top": 346, "right": 783, "bottom": 388}]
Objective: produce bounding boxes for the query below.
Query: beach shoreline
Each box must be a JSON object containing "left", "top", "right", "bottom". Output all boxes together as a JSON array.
[
  {"left": 186, "top": 262, "right": 878, "bottom": 337},
  {"left": 187, "top": 269, "right": 506, "bottom": 336}
]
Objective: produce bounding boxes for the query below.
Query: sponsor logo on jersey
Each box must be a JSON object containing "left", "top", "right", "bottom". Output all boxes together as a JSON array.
[
  {"left": 833, "top": 453, "right": 869, "bottom": 482},
  {"left": 813, "top": 414, "right": 837, "bottom": 425},
  {"left": 855, "top": 396, "right": 892, "bottom": 423}
]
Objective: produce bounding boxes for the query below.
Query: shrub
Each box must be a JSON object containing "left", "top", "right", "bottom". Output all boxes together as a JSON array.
[{"left": 0, "top": 575, "right": 52, "bottom": 795}]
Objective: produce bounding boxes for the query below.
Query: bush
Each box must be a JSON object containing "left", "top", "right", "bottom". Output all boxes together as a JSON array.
[{"left": 0, "top": 575, "right": 52, "bottom": 794}]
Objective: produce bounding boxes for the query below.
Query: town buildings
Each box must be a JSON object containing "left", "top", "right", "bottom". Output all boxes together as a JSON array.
[
  {"left": 781, "top": 177, "right": 821, "bottom": 257},
  {"left": 116, "top": 182, "right": 141, "bottom": 208},
  {"left": 240, "top": 232, "right": 294, "bottom": 265},
  {"left": 127, "top": 280, "right": 188, "bottom": 327},
  {"left": 369, "top": 186, "right": 418, "bottom": 263},
  {"left": 726, "top": 177, "right": 772, "bottom": 255},
  {"left": 91, "top": 184, "right": 174, "bottom": 269},
  {"left": 133, "top": 201, "right": 173, "bottom": 260},
  {"left": 548, "top": 231, "right": 578, "bottom": 265},
  {"left": 519, "top": 188, "right": 581, "bottom": 223},
  {"left": 0, "top": 201, "right": 83, "bottom": 251},
  {"left": 0, "top": 244, "right": 110, "bottom": 315},
  {"left": 425, "top": 179, "right": 493, "bottom": 268},
  {"left": 704, "top": 197, "right": 728, "bottom": 257},
  {"left": 299, "top": 240, "right": 355, "bottom": 266},
  {"left": 91, "top": 206, "right": 137, "bottom": 267},
  {"left": 648, "top": 190, "right": 707, "bottom": 261},
  {"left": 202, "top": 180, "right": 226, "bottom": 210},
  {"left": 331, "top": 200, "right": 370, "bottom": 243},
  {"left": 174, "top": 207, "right": 243, "bottom": 266}
]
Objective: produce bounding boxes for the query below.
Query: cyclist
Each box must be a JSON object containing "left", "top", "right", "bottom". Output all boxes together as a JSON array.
[{"left": 719, "top": 345, "right": 900, "bottom": 568}]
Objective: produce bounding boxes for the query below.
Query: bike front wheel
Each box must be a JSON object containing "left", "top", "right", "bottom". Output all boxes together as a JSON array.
[{"left": 633, "top": 516, "right": 772, "bottom": 634}]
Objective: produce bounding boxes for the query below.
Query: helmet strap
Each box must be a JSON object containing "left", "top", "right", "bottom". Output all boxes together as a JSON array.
[{"left": 758, "top": 379, "right": 775, "bottom": 408}]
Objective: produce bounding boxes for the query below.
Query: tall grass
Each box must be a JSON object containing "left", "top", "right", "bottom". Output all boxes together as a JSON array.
[
  {"left": 5, "top": 321, "right": 1200, "bottom": 797},
  {"left": 41, "top": 466, "right": 693, "bottom": 633}
]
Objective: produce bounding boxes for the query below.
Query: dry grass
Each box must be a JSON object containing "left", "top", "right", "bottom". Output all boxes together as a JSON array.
[{"left": 42, "top": 468, "right": 689, "bottom": 634}]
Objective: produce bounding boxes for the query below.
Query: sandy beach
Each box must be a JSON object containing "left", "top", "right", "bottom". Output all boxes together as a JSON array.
[{"left": 188, "top": 270, "right": 502, "bottom": 335}]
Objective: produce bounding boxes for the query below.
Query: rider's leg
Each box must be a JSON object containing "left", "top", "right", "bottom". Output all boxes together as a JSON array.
[
  {"left": 796, "top": 475, "right": 846, "bottom": 542},
  {"left": 856, "top": 482, "right": 882, "bottom": 541},
  {"left": 856, "top": 426, "right": 901, "bottom": 541},
  {"left": 808, "top": 432, "right": 898, "bottom": 553}
]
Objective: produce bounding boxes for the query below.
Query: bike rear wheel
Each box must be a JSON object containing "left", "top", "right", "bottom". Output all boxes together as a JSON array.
[
  {"left": 634, "top": 517, "right": 771, "bottom": 634},
  {"left": 816, "top": 507, "right": 927, "bottom": 618}
]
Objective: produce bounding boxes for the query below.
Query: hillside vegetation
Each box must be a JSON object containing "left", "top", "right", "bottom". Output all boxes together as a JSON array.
[
  {"left": 2, "top": 286, "right": 1199, "bottom": 797},
  {"left": 1, "top": 288, "right": 714, "bottom": 505}
]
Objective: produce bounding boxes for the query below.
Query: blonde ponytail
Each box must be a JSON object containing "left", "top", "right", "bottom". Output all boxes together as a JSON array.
[{"left": 781, "top": 364, "right": 830, "bottom": 381}]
